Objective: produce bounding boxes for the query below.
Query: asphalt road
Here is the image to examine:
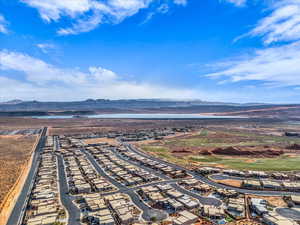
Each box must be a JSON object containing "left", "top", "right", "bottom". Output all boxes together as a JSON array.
[
  {"left": 210, "top": 174, "right": 248, "bottom": 181},
  {"left": 193, "top": 174, "right": 300, "bottom": 196},
  {"left": 111, "top": 146, "right": 222, "bottom": 206},
  {"left": 210, "top": 173, "right": 293, "bottom": 183},
  {"left": 55, "top": 138, "right": 81, "bottom": 225},
  {"left": 101, "top": 179, "right": 192, "bottom": 196},
  {"left": 81, "top": 147, "right": 168, "bottom": 221},
  {"left": 6, "top": 127, "right": 47, "bottom": 225},
  {"left": 276, "top": 207, "right": 300, "bottom": 220},
  {"left": 171, "top": 183, "right": 222, "bottom": 206}
]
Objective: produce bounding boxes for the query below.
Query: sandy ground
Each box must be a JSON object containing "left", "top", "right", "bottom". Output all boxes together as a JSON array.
[
  {"left": 229, "top": 219, "right": 262, "bottom": 225},
  {"left": 83, "top": 137, "right": 119, "bottom": 145},
  {"left": 132, "top": 131, "right": 193, "bottom": 145},
  {"left": 0, "top": 135, "right": 22, "bottom": 138},
  {"left": 49, "top": 126, "right": 115, "bottom": 136},
  {"left": 247, "top": 195, "right": 287, "bottom": 207},
  {"left": 0, "top": 134, "right": 39, "bottom": 225},
  {"left": 201, "top": 106, "right": 300, "bottom": 116},
  {"left": 0, "top": 135, "right": 37, "bottom": 205},
  {"left": 214, "top": 179, "right": 242, "bottom": 188},
  {"left": 194, "top": 220, "right": 214, "bottom": 225}
]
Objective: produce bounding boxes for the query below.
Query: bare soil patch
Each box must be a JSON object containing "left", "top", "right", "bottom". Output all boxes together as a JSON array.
[
  {"left": 229, "top": 219, "right": 262, "bottom": 225},
  {"left": 160, "top": 128, "right": 298, "bottom": 158},
  {"left": 287, "top": 144, "right": 300, "bottom": 150},
  {"left": 83, "top": 137, "right": 118, "bottom": 145},
  {"left": 214, "top": 179, "right": 242, "bottom": 188},
  {"left": 211, "top": 146, "right": 284, "bottom": 157},
  {"left": 204, "top": 106, "right": 300, "bottom": 118},
  {"left": 0, "top": 135, "right": 36, "bottom": 206},
  {"left": 247, "top": 195, "right": 287, "bottom": 207}
]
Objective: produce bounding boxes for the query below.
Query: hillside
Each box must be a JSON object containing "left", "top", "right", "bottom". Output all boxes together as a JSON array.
[{"left": 0, "top": 99, "right": 299, "bottom": 118}]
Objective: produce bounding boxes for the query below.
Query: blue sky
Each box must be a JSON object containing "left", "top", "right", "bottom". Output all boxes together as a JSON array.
[{"left": 0, "top": 0, "right": 300, "bottom": 103}]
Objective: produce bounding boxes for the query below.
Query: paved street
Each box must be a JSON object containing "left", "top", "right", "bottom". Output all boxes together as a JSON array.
[
  {"left": 276, "top": 207, "right": 300, "bottom": 220},
  {"left": 55, "top": 136, "right": 81, "bottom": 225},
  {"left": 111, "top": 145, "right": 223, "bottom": 206},
  {"left": 81, "top": 147, "right": 168, "bottom": 221},
  {"left": 56, "top": 154, "right": 81, "bottom": 225},
  {"left": 6, "top": 128, "right": 47, "bottom": 225}
]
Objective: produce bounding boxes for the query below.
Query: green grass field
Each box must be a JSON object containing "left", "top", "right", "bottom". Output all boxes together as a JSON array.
[
  {"left": 142, "top": 144, "right": 300, "bottom": 171},
  {"left": 190, "top": 155, "right": 300, "bottom": 171},
  {"left": 141, "top": 146, "right": 168, "bottom": 153},
  {"left": 140, "top": 128, "right": 300, "bottom": 171},
  {"left": 141, "top": 145, "right": 187, "bottom": 165},
  {"left": 166, "top": 138, "right": 265, "bottom": 148},
  {"left": 165, "top": 129, "right": 300, "bottom": 148}
]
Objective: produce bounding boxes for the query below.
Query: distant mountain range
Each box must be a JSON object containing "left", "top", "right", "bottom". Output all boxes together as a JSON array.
[
  {"left": 0, "top": 99, "right": 299, "bottom": 118},
  {"left": 0, "top": 99, "right": 269, "bottom": 111},
  {"left": 0, "top": 99, "right": 24, "bottom": 105}
]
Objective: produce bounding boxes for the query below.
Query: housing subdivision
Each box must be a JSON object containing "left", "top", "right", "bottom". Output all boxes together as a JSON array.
[
  {"left": 23, "top": 136, "right": 67, "bottom": 225},
  {"left": 7, "top": 127, "right": 300, "bottom": 225}
]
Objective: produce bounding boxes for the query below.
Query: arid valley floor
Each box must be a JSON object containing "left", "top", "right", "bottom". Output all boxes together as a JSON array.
[{"left": 1, "top": 117, "right": 300, "bottom": 225}]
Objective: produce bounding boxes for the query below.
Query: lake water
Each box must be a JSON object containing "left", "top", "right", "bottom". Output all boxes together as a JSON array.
[
  {"left": 286, "top": 121, "right": 300, "bottom": 125},
  {"left": 33, "top": 113, "right": 245, "bottom": 119}
]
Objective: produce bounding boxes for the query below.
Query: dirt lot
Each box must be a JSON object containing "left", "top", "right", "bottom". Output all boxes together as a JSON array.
[
  {"left": 213, "top": 179, "right": 242, "bottom": 187},
  {"left": 247, "top": 195, "right": 287, "bottom": 207},
  {"left": 132, "top": 131, "right": 190, "bottom": 145},
  {"left": 0, "top": 116, "right": 287, "bottom": 136},
  {"left": 83, "top": 137, "right": 119, "bottom": 145},
  {"left": 0, "top": 135, "right": 36, "bottom": 206},
  {"left": 229, "top": 219, "right": 262, "bottom": 225},
  {"left": 206, "top": 105, "right": 300, "bottom": 119}
]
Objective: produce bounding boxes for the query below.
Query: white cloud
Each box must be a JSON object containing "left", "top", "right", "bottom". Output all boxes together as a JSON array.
[
  {"left": 36, "top": 43, "right": 56, "bottom": 53},
  {"left": 0, "top": 14, "right": 9, "bottom": 34},
  {"left": 93, "top": 0, "right": 152, "bottom": 24},
  {"left": 1, "top": 50, "right": 299, "bottom": 103},
  {"left": 89, "top": 66, "right": 119, "bottom": 82},
  {"left": 202, "top": 0, "right": 300, "bottom": 103},
  {"left": 157, "top": 4, "right": 169, "bottom": 14},
  {"left": 57, "top": 12, "right": 103, "bottom": 35},
  {"left": 210, "top": 0, "right": 300, "bottom": 89},
  {"left": 20, "top": 0, "right": 93, "bottom": 22},
  {"left": 0, "top": 49, "right": 203, "bottom": 100},
  {"left": 206, "top": 41, "right": 300, "bottom": 87},
  {"left": 21, "top": 0, "right": 186, "bottom": 35},
  {"left": 0, "top": 50, "right": 87, "bottom": 85},
  {"left": 173, "top": 0, "right": 187, "bottom": 6},
  {"left": 223, "top": 0, "right": 246, "bottom": 7},
  {"left": 141, "top": 3, "right": 169, "bottom": 24},
  {"left": 247, "top": 0, "right": 300, "bottom": 44}
]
